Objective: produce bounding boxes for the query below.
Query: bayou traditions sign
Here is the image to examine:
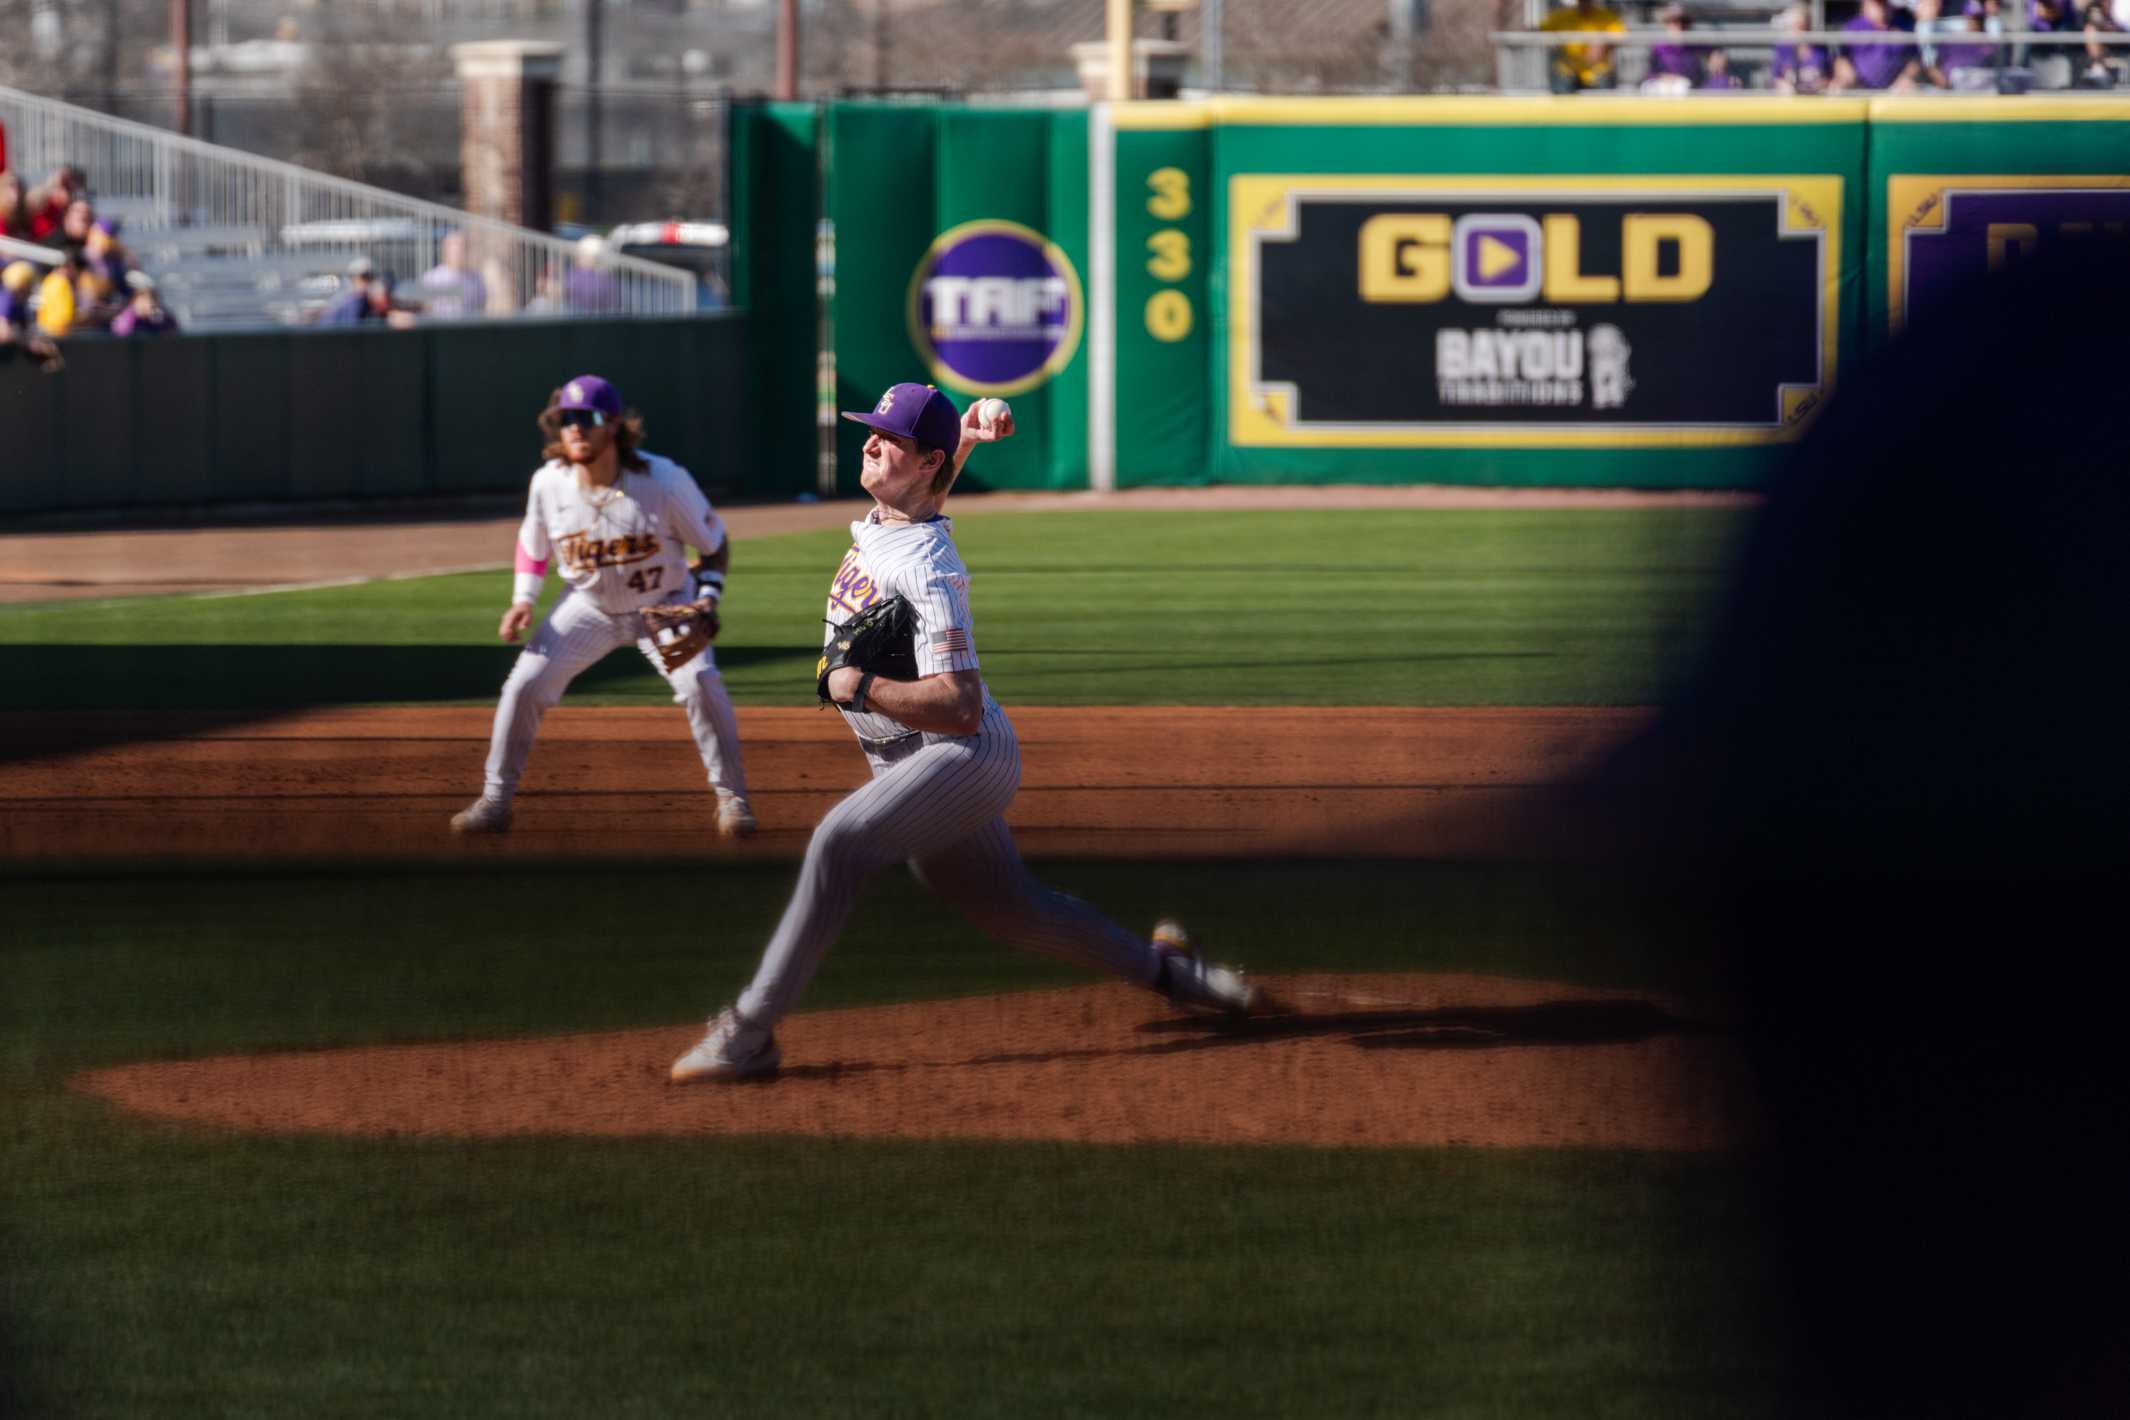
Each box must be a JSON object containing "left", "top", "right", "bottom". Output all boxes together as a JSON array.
[{"left": 1229, "top": 176, "right": 1843, "bottom": 448}]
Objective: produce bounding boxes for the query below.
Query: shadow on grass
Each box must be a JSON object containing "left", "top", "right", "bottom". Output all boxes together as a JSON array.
[{"left": 0, "top": 643, "right": 812, "bottom": 759}]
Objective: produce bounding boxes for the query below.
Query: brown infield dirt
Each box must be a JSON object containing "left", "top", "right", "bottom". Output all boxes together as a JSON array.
[
  {"left": 23, "top": 486, "right": 1751, "bottom": 1151},
  {"left": 40, "top": 704, "right": 1742, "bottom": 1152},
  {"left": 72, "top": 974, "right": 1758, "bottom": 1152}
]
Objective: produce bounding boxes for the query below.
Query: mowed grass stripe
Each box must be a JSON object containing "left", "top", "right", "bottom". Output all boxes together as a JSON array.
[{"left": 0, "top": 507, "right": 1752, "bottom": 709}]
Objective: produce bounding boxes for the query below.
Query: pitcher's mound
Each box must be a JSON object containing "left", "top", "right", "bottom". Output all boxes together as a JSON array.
[{"left": 72, "top": 973, "right": 1758, "bottom": 1151}]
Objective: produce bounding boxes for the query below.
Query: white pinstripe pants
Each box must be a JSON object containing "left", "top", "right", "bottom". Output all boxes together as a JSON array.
[
  {"left": 737, "top": 702, "right": 1163, "bottom": 1026},
  {"left": 481, "top": 588, "right": 749, "bottom": 801}
]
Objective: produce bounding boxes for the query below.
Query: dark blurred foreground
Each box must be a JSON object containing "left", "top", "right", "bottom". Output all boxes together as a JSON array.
[{"left": 1590, "top": 243, "right": 2130, "bottom": 1418}]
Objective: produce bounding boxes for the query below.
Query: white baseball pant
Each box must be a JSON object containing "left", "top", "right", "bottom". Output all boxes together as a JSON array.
[
  {"left": 481, "top": 587, "right": 748, "bottom": 801},
  {"left": 736, "top": 701, "right": 1163, "bottom": 1026}
]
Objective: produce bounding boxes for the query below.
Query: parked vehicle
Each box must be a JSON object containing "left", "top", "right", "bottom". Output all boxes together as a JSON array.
[{"left": 607, "top": 220, "right": 729, "bottom": 309}]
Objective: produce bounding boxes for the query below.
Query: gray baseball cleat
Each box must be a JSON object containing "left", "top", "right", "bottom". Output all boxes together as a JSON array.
[
  {"left": 670, "top": 1005, "right": 781, "bottom": 1084},
  {"left": 715, "top": 790, "right": 758, "bottom": 839},
  {"left": 449, "top": 795, "right": 513, "bottom": 835},
  {"left": 1151, "top": 919, "right": 1261, "bottom": 1016}
]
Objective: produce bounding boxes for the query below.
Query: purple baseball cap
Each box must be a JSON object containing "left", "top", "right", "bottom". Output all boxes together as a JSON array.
[
  {"left": 840, "top": 382, "right": 962, "bottom": 454},
  {"left": 555, "top": 374, "right": 623, "bottom": 418}
]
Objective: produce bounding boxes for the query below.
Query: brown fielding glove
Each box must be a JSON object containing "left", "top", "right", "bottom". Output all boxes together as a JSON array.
[{"left": 642, "top": 598, "right": 720, "bottom": 673}]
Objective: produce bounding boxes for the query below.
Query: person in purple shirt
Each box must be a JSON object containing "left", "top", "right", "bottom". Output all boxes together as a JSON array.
[
  {"left": 1930, "top": 0, "right": 2002, "bottom": 79},
  {"left": 1834, "top": 0, "right": 1922, "bottom": 89},
  {"left": 110, "top": 271, "right": 179, "bottom": 337},
  {"left": 1771, "top": 2, "right": 1833, "bottom": 91},
  {"left": 1701, "top": 46, "right": 1746, "bottom": 85},
  {"left": 2029, "top": 0, "right": 2073, "bottom": 29},
  {"left": 562, "top": 234, "right": 623, "bottom": 314},
  {"left": 1648, "top": 4, "right": 1703, "bottom": 80}
]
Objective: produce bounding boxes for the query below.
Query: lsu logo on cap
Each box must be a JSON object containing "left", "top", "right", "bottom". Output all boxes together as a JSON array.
[
  {"left": 567, "top": 382, "right": 585, "bottom": 403},
  {"left": 876, "top": 391, "right": 894, "bottom": 414}
]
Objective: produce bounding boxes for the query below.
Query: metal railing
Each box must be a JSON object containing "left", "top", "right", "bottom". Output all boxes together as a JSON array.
[
  {"left": 2, "top": 234, "right": 63, "bottom": 266},
  {"left": 0, "top": 82, "right": 696, "bottom": 330},
  {"left": 1493, "top": 28, "right": 2130, "bottom": 93}
]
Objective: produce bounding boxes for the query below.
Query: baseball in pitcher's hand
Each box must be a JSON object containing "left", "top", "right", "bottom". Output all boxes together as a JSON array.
[
  {"left": 959, "top": 399, "right": 1014, "bottom": 448},
  {"left": 499, "top": 602, "right": 535, "bottom": 642}
]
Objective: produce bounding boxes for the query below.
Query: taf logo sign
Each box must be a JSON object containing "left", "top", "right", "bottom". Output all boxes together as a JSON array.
[{"left": 907, "top": 220, "right": 1085, "bottom": 397}]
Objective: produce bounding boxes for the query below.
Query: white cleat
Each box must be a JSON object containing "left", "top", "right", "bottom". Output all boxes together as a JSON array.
[
  {"left": 449, "top": 795, "right": 513, "bottom": 835},
  {"left": 1150, "top": 919, "right": 1261, "bottom": 1016},
  {"left": 715, "top": 790, "right": 758, "bottom": 839},
  {"left": 670, "top": 1006, "right": 781, "bottom": 1084}
]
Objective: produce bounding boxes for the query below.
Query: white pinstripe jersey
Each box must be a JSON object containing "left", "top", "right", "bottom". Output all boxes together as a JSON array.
[
  {"left": 826, "top": 510, "right": 989, "bottom": 742},
  {"left": 515, "top": 454, "right": 726, "bottom": 616}
]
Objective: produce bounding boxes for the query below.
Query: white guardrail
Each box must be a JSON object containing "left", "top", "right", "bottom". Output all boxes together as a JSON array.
[{"left": 0, "top": 82, "right": 695, "bottom": 330}]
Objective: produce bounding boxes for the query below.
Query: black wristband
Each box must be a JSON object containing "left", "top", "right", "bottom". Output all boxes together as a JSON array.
[{"left": 850, "top": 671, "right": 877, "bottom": 713}]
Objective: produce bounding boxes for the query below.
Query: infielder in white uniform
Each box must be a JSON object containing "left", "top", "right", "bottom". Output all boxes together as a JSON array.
[
  {"left": 451, "top": 374, "right": 754, "bottom": 837},
  {"left": 671, "top": 382, "right": 1258, "bottom": 1083}
]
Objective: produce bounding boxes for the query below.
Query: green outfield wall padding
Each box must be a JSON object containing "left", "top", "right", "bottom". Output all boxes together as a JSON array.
[
  {"left": 826, "top": 103, "right": 1091, "bottom": 494},
  {"left": 1863, "top": 98, "right": 2130, "bottom": 352},
  {"left": 1111, "top": 112, "right": 1214, "bottom": 488},
  {"left": 727, "top": 101, "right": 822, "bottom": 494},
  {"left": 0, "top": 315, "right": 756, "bottom": 516}
]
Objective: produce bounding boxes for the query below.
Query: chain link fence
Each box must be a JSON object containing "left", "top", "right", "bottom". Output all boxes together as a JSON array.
[{"left": 4, "top": 0, "right": 1511, "bottom": 227}]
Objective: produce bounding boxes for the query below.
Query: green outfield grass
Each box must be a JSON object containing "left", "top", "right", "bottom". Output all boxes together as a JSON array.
[
  {"left": 3, "top": 862, "right": 1792, "bottom": 1420},
  {"left": 2, "top": 502, "right": 1793, "bottom": 1417},
  {"left": 0, "top": 507, "right": 1752, "bottom": 710}
]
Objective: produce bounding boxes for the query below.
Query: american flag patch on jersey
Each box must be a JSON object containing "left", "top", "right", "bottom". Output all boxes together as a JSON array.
[{"left": 931, "top": 628, "right": 970, "bottom": 657}]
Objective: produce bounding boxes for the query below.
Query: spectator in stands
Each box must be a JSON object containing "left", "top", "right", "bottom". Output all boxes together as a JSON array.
[
  {"left": 320, "top": 261, "right": 418, "bottom": 330},
  {"left": 1937, "top": 0, "right": 2003, "bottom": 83},
  {"left": 0, "top": 171, "right": 31, "bottom": 240},
  {"left": 1833, "top": 0, "right": 1923, "bottom": 89},
  {"left": 2079, "top": 0, "right": 2127, "bottom": 85},
  {"left": 58, "top": 196, "right": 95, "bottom": 246},
  {"left": 1648, "top": 4, "right": 1703, "bottom": 81},
  {"left": 1771, "top": 3, "right": 1833, "bottom": 91},
  {"left": 563, "top": 234, "right": 623, "bottom": 312},
  {"left": 25, "top": 165, "right": 83, "bottom": 243},
  {"left": 1540, "top": 0, "right": 1628, "bottom": 90},
  {"left": 1, "top": 265, "right": 62, "bottom": 371},
  {"left": 321, "top": 258, "right": 378, "bottom": 324},
  {"left": 79, "top": 219, "right": 131, "bottom": 316},
  {"left": 1701, "top": 46, "right": 1745, "bottom": 85},
  {"left": 110, "top": 271, "right": 179, "bottom": 337},
  {"left": 35, "top": 245, "right": 86, "bottom": 337},
  {"left": 417, "top": 229, "right": 489, "bottom": 320},
  {"left": 2030, "top": 0, "right": 2075, "bottom": 30},
  {"left": 0, "top": 260, "right": 35, "bottom": 332},
  {"left": 524, "top": 265, "right": 567, "bottom": 315}
]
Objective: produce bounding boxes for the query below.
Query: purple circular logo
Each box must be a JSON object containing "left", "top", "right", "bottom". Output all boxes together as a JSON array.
[{"left": 906, "top": 220, "right": 1084, "bottom": 397}]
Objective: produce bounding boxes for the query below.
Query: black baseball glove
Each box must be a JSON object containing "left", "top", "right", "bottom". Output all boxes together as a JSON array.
[{"left": 816, "top": 595, "right": 918, "bottom": 705}]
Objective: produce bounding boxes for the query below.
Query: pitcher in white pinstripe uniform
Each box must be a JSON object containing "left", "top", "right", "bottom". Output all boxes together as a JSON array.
[
  {"left": 671, "top": 382, "right": 1258, "bottom": 1083},
  {"left": 450, "top": 374, "right": 755, "bottom": 839}
]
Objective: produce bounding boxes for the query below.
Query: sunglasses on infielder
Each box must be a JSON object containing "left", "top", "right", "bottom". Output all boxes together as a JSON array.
[{"left": 557, "top": 409, "right": 607, "bottom": 429}]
